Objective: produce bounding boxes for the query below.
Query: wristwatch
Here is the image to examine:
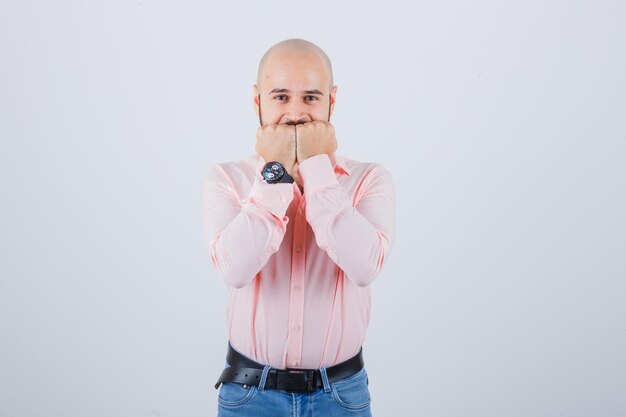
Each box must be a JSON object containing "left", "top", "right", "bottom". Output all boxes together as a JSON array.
[{"left": 261, "top": 161, "right": 294, "bottom": 184}]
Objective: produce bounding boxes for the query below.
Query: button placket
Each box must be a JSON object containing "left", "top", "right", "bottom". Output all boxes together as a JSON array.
[{"left": 286, "top": 198, "right": 307, "bottom": 368}]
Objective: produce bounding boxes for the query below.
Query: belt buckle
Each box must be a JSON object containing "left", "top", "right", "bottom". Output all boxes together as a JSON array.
[{"left": 282, "top": 369, "right": 315, "bottom": 392}]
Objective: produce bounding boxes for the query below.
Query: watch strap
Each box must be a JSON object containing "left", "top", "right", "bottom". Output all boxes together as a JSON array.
[{"left": 279, "top": 169, "right": 294, "bottom": 184}]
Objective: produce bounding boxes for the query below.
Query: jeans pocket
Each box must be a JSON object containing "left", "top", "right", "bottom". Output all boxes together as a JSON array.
[
  {"left": 330, "top": 368, "right": 371, "bottom": 411},
  {"left": 217, "top": 382, "right": 257, "bottom": 408}
]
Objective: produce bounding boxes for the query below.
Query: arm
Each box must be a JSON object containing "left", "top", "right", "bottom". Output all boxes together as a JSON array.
[
  {"left": 202, "top": 160, "right": 294, "bottom": 289},
  {"left": 298, "top": 154, "right": 396, "bottom": 287}
]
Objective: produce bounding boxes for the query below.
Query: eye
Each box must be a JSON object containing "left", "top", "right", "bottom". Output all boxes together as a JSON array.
[
  {"left": 274, "top": 95, "right": 287, "bottom": 101},
  {"left": 305, "top": 95, "right": 318, "bottom": 101}
]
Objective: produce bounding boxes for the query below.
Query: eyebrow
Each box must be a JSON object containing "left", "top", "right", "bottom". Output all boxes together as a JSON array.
[{"left": 268, "top": 88, "right": 324, "bottom": 95}]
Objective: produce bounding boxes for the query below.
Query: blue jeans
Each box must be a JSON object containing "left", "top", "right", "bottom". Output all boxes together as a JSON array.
[{"left": 216, "top": 362, "right": 372, "bottom": 416}]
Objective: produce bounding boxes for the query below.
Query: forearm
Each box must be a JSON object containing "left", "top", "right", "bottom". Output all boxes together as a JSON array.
[
  {"left": 310, "top": 203, "right": 393, "bottom": 286},
  {"left": 298, "top": 154, "right": 395, "bottom": 287}
]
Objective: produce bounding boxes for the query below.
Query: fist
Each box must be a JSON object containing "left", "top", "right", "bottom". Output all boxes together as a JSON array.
[
  {"left": 255, "top": 124, "right": 302, "bottom": 185},
  {"left": 256, "top": 124, "right": 296, "bottom": 170},
  {"left": 295, "top": 121, "right": 338, "bottom": 164}
]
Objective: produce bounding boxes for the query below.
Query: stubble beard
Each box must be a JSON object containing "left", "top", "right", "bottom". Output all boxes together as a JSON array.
[{"left": 257, "top": 95, "right": 332, "bottom": 173}]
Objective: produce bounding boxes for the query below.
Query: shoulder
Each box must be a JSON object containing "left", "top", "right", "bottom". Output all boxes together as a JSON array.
[
  {"left": 336, "top": 155, "right": 395, "bottom": 205},
  {"left": 336, "top": 154, "right": 393, "bottom": 180},
  {"left": 205, "top": 154, "right": 259, "bottom": 184}
]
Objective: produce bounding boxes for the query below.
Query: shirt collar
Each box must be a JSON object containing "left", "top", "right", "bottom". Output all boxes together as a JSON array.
[{"left": 329, "top": 152, "right": 351, "bottom": 176}]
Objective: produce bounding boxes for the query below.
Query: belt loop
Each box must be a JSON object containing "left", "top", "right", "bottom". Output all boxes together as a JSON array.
[
  {"left": 258, "top": 365, "right": 272, "bottom": 391},
  {"left": 319, "top": 367, "right": 331, "bottom": 393}
]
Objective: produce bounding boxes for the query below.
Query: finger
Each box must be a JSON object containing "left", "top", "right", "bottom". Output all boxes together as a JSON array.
[{"left": 294, "top": 125, "right": 298, "bottom": 160}]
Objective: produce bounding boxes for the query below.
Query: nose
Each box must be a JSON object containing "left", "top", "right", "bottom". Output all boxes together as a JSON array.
[{"left": 282, "top": 102, "right": 311, "bottom": 125}]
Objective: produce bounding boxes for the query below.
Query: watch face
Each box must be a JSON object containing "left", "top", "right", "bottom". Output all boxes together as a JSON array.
[{"left": 262, "top": 162, "right": 285, "bottom": 183}]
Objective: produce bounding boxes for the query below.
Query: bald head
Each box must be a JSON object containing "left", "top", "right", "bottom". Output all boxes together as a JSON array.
[
  {"left": 253, "top": 38, "right": 338, "bottom": 126},
  {"left": 256, "top": 38, "right": 333, "bottom": 90}
]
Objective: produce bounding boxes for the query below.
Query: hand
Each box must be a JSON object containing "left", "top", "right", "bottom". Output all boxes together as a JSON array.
[
  {"left": 295, "top": 121, "right": 338, "bottom": 164},
  {"left": 255, "top": 124, "right": 302, "bottom": 185}
]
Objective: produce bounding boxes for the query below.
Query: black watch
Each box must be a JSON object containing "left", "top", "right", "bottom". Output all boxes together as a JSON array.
[{"left": 261, "top": 161, "right": 294, "bottom": 184}]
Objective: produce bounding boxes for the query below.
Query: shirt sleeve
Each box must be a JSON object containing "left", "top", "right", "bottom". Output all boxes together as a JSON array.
[
  {"left": 298, "top": 153, "right": 396, "bottom": 287},
  {"left": 203, "top": 160, "right": 295, "bottom": 289}
]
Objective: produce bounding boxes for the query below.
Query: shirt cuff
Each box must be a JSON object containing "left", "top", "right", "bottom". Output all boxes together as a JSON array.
[
  {"left": 298, "top": 153, "right": 340, "bottom": 194},
  {"left": 249, "top": 159, "right": 294, "bottom": 219}
]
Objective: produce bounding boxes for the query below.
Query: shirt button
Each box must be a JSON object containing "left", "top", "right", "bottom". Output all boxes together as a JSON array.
[
  {"left": 297, "top": 208, "right": 303, "bottom": 215},
  {"left": 291, "top": 360, "right": 299, "bottom": 367},
  {"left": 293, "top": 285, "right": 301, "bottom": 291},
  {"left": 280, "top": 195, "right": 287, "bottom": 202},
  {"left": 292, "top": 324, "right": 301, "bottom": 331},
  {"left": 295, "top": 245, "right": 302, "bottom": 253}
]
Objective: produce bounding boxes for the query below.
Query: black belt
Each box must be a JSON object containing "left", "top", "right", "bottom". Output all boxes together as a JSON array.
[{"left": 214, "top": 342, "right": 364, "bottom": 393}]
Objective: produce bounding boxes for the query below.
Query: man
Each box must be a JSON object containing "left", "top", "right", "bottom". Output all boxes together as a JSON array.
[{"left": 203, "top": 38, "right": 395, "bottom": 416}]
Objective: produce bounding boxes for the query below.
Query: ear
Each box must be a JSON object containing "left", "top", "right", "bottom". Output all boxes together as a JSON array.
[
  {"left": 253, "top": 84, "right": 260, "bottom": 116},
  {"left": 329, "top": 85, "right": 338, "bottom": 117}
]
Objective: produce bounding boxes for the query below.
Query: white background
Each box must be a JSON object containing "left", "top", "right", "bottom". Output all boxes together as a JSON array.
[{"left": 1, "top": 1, "right": 625, "bottom": 416}]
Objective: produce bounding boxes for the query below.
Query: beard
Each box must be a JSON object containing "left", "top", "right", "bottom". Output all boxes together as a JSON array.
[{"left": 257, "top": 94, "right": 332, "bottom": 126}]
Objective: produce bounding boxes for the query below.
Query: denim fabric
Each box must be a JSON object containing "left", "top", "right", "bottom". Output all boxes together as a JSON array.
[{"left": 216, "top": 362, "right": 372, "bottom": 417}]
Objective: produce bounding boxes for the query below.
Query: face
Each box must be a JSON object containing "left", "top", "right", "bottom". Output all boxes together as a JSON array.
[{"left": 253, "top": 51, "right": 337, "bottom": 126}]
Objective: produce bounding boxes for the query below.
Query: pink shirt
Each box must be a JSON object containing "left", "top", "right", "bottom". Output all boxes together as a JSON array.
[{"left": 202, "top": 152, "right": 395, "bottom": 370}]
